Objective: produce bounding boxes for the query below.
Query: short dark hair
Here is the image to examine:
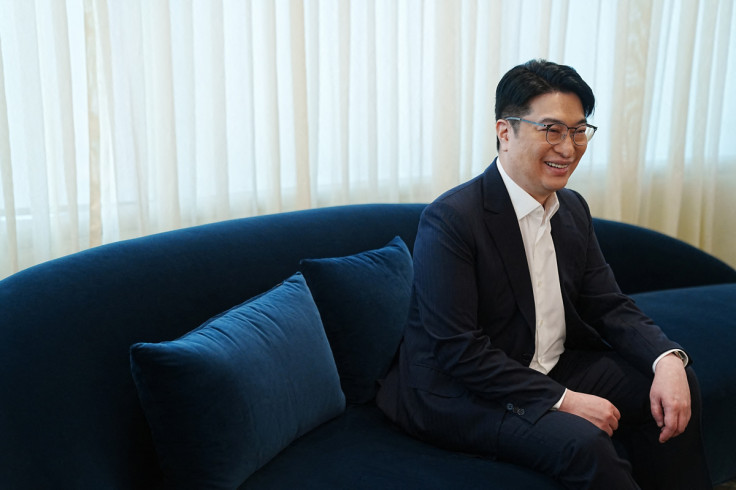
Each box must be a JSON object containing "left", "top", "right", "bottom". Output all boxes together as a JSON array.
[{"left": 495, "top": 59, "right": 595, "bottom": 149}]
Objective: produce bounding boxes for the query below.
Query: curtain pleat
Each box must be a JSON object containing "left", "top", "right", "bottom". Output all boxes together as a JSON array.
[
  {"left": 0, "top": 0, "right": 734, "bottom": 280},
  {"left": 0, "top": 33, "right": 19, "bottom": 276}
]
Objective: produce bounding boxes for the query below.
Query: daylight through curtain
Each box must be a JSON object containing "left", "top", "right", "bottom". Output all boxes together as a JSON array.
[{"left": 1, "top": 0, "right": 734, "bottom": 279}]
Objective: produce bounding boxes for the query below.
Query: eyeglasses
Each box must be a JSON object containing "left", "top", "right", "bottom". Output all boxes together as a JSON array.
[{"left": 504, "top": 117, "right": 598, "bottom": 146}]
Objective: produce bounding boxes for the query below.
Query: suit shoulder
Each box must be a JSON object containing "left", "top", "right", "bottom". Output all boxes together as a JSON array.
[
  {"left": 558, "top": 187, "right": 591, "bottom": 216},
  {"left": 419, "top": 173, "right": 485, "bottom": 238},
  {"left": 429, "top": 173, "right": 483, "bottom": 212}
]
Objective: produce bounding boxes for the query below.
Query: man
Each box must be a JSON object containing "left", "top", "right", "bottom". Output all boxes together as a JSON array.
[{"left": 376, "top": 60, "right": 711, "bottom": 489}]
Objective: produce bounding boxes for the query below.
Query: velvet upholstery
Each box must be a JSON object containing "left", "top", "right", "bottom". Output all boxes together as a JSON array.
[
  {"left": 0, "top": 204, "right": 423, "bottom": 489},
  {"left": 130, "top": 273, "right": 345, "bottom": 489},
  {"left": 240, "top": 405, "right": 564, "bottom": 490},
  {"left": 1, "top": 203, "right": 734, "bottom": 488},
  {"left": 594, "top": 218, "right": 736, "bottom": 294},
  {"left": 300, "top": 236, "right": 413, "bottom": 404}
]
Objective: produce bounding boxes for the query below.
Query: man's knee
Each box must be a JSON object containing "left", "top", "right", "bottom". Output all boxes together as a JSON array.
[
  {"left": 559, "top": 426, "right": 616, "bottom": 470},
  {"left": 556, "top": 425, "right": 637, "bottom": 489}
]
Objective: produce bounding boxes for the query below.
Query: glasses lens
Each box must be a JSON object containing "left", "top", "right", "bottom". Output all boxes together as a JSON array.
[
  {"left": 572, "top": 127, "right": 589, "bottom": 145},
  {"left": 570, "top": 125, "right": 596, "bottom": 145},
  {"left": 582, "top": 125, "right": 596, "bottom": 144},
  {"left": 545, "top": 124, "right": 566, "bottom": 145}
]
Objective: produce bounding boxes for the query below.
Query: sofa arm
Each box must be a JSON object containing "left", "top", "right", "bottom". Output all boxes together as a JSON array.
[{"left": 592, "top": 218, "right": 736, "bottom": 294}]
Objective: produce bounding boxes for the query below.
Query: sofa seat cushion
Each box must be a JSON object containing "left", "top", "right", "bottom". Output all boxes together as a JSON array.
[
  {"left": 240, "top": 404, "right": 563, "bottom": 489},
  {"left": 631, "top": 283, "right": 736, "bottom": 484},
  {"left": 130, "top": 273, "right": 345, "bottom": 490},
  {"left": 300, "top": 236, "right": 413, "bottom": 404}
]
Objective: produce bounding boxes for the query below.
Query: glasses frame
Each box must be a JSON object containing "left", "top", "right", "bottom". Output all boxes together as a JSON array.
[{"left": 504, "top": 117, "right": 597, "bottom": 146}]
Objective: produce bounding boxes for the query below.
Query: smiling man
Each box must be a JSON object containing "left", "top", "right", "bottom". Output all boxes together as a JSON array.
[{"left": 376, "top": 60, "right": 711, "bottom": 489}]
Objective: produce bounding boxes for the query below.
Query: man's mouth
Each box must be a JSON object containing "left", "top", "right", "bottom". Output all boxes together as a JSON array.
[{"left": 545, "top": 161, "right": 569, "bottom": 169}]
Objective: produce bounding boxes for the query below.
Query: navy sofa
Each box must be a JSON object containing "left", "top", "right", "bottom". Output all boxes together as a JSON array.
[{"left": 1, "top": 203, "right": 735, "bottom": 489}]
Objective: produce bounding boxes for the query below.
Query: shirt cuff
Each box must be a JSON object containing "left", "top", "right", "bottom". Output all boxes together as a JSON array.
[
  {"left": 550, "top": 389, "right": 567, "bottom": 411},
  {"left": 652, "top": 349, "right": 688, "bottom": 372}
]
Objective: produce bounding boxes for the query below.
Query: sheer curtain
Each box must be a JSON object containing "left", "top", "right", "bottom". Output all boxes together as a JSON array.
[{"left": 1, "top": 0, "right": 734, "bottom": 280}]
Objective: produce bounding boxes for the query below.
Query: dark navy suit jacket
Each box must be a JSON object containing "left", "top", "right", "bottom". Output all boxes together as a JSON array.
[{"left": 376, "top": 160, "right": 681, "bottom": 455}]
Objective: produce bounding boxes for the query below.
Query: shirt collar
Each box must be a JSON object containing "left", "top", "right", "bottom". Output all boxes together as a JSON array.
[{"left": 497, "top": 157, "right": 559, "bottom": 221}]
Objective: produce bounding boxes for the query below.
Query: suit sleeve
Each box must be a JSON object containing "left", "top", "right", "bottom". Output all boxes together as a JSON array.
[
  {"left": 411, "top": 200, "right": 565, "bottom": 422},
  {"left": 564, "top": 191, "right": 683, "bottom": 375}
]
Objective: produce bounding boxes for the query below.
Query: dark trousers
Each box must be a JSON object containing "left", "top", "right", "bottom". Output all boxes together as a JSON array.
[{"left": 496, "top": 350, "right": 712, "bottom": 490}]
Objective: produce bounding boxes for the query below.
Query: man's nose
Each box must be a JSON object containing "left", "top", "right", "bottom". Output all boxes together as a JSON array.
[{"left": 555, "top": 132, "right": 576, "bottom": 157}]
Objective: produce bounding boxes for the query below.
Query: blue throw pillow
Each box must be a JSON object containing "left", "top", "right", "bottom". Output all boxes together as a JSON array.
[
  {"left": 129, "top": 273, "right": 345, "bottom": 490},
  {"left": 299, "top": 236, "right": 413, "bottom": 404}
]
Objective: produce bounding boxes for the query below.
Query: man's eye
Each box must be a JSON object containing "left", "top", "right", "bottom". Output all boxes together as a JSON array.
[{"left": 547, "top": 125, "right": 564, "bottom": 134}]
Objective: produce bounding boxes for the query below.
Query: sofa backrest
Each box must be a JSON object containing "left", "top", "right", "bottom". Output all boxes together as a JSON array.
[
  {"left": 593, "top": 218, "right": 736, "bottom": 294},
  {"left": 0, "top": 203, "right": 425, "bottom": 489}
]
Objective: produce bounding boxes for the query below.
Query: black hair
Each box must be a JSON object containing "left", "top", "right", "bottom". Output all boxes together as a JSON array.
[{"left": 495, "top": 59, "right": 595, "bottom": 149}]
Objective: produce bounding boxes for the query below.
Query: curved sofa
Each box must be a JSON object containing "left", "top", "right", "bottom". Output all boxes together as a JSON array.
[{"left": 1, "top": 203, "right": 735, "bottom": 488}]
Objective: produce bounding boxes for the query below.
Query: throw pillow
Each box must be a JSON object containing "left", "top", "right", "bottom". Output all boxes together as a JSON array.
[
  {"left": 130, "top": 273, "right": 345, "bottom": 490},
  {"left": 299, "top": 236, "right": 413, "bottom": 404}
]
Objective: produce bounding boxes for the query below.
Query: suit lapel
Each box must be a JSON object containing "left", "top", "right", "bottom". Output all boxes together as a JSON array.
[
  {"left": 481, "top": 160, "right": 536, "bottom": 333},
  {"left": 550, "top": 191, "right": 583, "bottom": 295}
]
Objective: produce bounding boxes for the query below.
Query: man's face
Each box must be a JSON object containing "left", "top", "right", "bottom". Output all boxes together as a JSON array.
[{"left": 496, "top": 91, "right": 588, "bottom": 205}]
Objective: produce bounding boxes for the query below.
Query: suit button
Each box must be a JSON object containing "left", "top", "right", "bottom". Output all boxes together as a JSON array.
[
  {"left": 506, "top": 403, "right": 514, "bottom": 412},
  {"left": 518, "top": 408, "right": 525, "bottom": 416}
]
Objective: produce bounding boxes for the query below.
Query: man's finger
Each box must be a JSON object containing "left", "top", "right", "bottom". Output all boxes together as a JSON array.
[
  {"left": 651, "top": 398, "right": 664, "bottom": 428},
  {"left": 659, "top": 414, "right": 675, "bottom": 443},
  {"left": 658, "top": 405, "right": 689, "bottom": 443}
]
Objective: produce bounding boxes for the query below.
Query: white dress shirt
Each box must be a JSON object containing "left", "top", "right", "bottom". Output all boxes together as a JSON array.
[{"left": 497, "top": 158, "right": 566, "bottom": 375}]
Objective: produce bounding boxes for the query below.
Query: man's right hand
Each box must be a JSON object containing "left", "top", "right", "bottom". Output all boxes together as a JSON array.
[{"left": 559, "top": 390, "right": 621, "bottom": 436}]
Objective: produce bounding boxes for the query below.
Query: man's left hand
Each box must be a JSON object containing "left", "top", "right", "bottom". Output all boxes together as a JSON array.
[{"left": 650, "top": 353, "right": 691, "bottom": 443}]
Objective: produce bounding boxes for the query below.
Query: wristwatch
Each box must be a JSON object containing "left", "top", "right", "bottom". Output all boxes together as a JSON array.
[{"left": 671, "top": 350, "right": 688, "bottom": 366}]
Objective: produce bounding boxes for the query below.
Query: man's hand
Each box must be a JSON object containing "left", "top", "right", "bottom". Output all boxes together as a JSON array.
[
  {"left": 559, "top": 390, "right": 621, "bottom": 436},
  {"left": 650, "top": 353, "right": 691, "bottom": 443}
]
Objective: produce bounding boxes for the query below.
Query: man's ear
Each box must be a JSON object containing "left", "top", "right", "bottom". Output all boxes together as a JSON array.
[{"left": 496, "top": 119, "right": 511, "bottom": 151}]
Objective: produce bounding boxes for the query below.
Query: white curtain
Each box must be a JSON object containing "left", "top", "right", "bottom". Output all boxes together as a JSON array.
[{"left": 1, "top": 0, "right": 734, "bottom": 280}]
